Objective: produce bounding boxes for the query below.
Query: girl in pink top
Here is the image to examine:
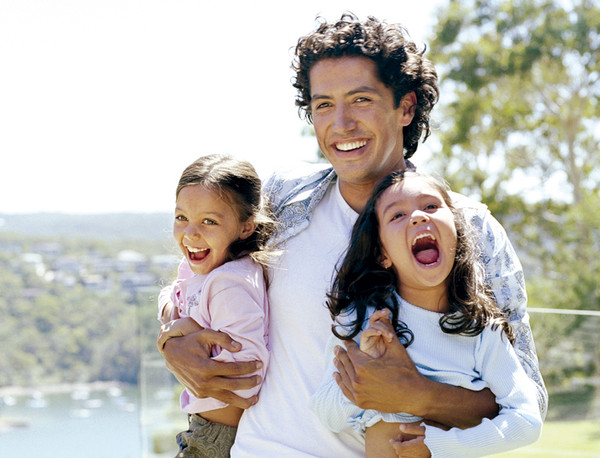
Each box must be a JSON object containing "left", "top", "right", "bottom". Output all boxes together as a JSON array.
[{"left": 157, "top": 154, "right": 274, "bottom": 457}]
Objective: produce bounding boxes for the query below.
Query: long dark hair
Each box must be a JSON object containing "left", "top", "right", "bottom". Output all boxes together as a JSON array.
[
  {"left": 327, "top": 170, "right": 514, "bottom": 345},
  {"left": 176, "top": 154, "right": 276, "bottom": 267}
]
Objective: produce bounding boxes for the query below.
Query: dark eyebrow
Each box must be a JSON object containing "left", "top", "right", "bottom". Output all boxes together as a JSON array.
[
  {"left": 310, "top": 94, "right": 330, "bottom": 103},
  {"left": 311, "top": 86, "right": 381, "bottom": 102},
  {"left": 348, "top": 86, "right": 380, "bottom": 95}
]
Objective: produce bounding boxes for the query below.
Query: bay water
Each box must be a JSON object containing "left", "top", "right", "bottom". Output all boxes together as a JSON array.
[{"left": 0, "top": 357, "right": 187, "bottom": 458}]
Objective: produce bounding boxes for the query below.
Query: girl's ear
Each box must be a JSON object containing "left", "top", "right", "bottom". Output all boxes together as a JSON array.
[
  {"left": 239, "top": 217, "right": 257, "bottom": 240},
  {"left": 379, "top": 251, "right": 392, "bottom": 269}
]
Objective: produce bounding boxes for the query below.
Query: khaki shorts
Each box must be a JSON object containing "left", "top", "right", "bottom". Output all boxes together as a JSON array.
[{"left": 175, "top": 413, "right": 237, "bottom": 458}]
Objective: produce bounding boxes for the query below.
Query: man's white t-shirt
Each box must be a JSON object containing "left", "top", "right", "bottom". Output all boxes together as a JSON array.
[{"left": 231, "top": 179, "right": 364, "bottom": 457}]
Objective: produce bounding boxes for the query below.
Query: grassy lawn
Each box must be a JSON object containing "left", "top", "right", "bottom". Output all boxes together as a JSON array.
[{"left": 495, "top": 420, "right": 600, "bottom": 457}]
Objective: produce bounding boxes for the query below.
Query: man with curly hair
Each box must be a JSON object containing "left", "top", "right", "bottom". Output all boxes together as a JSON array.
[{"left": 161, "top": 13, "right": 546, "bottom": 457}]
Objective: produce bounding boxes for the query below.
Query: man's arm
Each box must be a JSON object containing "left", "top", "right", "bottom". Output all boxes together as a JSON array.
[
  {"left": 334, "top": 338, "right": 498, "bottom": 429},
  {"left": 160, "top": 327, "right": 262, "bottom": 409},
  {"left": 157, "top": 258, "right": 263, "bottom": 408}
]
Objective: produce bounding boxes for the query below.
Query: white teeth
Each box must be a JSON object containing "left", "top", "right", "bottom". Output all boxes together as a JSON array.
[
  {"left": 412, "top": 233, "right": 436, "bottom": 247},
  {"left": 336, "top": 140, "right": 367, "bottom": 151},
  {"left": 186, "top": 246, "right": 208, "bottom": 253}
]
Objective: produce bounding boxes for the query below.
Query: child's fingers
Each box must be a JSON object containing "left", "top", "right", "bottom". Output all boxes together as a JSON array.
[
  {"left": 359, "top": 330, "right": 382, "bottom": 354},
  {"left": 368, "top": 321, "right": 395, "bottom": 342},
  {"left": 399, "top": 422, "right": 426, "bottom": 436},
  {"left": 368, "top": 308, "right": 391, "bottom": 325},
  {"left": 157, "top": 321, "right": 180, "bottom": 352},
  {"left": 157, "top": 318, "right": 204, "bottom": 352},
  {"left": 390, "top": 436, "right": 430, "bottom": 458},
  {"left": 368, "top": 309, "right": 395, "bottom": 331}
]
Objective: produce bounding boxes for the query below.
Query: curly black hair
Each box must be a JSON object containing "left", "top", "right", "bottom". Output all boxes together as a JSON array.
[{"left": 292, "top": 12, "right": 439, "bottom": 159}]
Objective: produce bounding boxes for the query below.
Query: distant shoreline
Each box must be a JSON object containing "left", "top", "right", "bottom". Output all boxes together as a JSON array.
[
  {"left": 0, "top": 380, "right": 131, "bottom": 397},
  {"left": 0, "top": 417, "right": 29, "bottom": 432}
]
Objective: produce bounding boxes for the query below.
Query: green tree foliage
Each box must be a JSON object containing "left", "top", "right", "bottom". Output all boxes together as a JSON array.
[
  {"left": 428, "top": 0, "right": 599, "bottom": 207},
  {"left": 427, "top": 0, "right": 600, "bottom": 391},
  {"left": 523, "top": 192, "right": 600, "bottom": 382}
]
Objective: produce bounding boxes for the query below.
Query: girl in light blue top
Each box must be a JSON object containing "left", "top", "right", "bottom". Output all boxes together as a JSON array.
[{"left": 309, "top": 170, "right": 542, "bottom": 457}]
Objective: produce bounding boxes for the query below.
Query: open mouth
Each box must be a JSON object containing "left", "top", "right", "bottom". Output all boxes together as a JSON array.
[
  {"left": 187, "top": 246, "right": 210, "bottom": 262},
  {"left": 411, "top": 233, "right": 440, "bottom": 266}
]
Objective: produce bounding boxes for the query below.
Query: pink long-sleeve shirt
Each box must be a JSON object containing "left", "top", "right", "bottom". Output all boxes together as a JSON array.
[{"left": 159, "top": 256, "right": 269, "bottom": 414}]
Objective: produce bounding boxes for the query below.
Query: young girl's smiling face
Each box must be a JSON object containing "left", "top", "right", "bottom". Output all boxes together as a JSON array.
[
  {"left": 376, "top": 176, "right": 457, "bottom": 310},
  {"left": 174, "top": 184, "right": 255, "bottom": 275}
]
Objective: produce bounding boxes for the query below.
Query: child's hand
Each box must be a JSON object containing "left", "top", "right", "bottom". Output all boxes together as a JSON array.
[
  {"left": 157, "top": 317, "right": 203, "bottom": 353},
  {"left": 160, "top": 300, "right": 179, "bottom": 324},
  {"left": 390, "top": 422, "right": 430, "bottom": 457},
  {"left": 359, "top": 309, "right": 396, "bottom": 358}
]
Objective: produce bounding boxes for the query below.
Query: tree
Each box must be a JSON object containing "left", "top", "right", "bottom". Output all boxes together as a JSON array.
[
  {"left": 427, "top": 0, "right": 600, "bottom": 209},
  {"left": 426, "top": 0, "right": 600, "bottom": 393},
  {"left": 426, "top": 0, "right": 600, "bottom": 310}
]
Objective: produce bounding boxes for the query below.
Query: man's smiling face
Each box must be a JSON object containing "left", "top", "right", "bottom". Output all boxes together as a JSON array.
[{"left": 309, "top": 56, "right": 414, "bottom": 190}]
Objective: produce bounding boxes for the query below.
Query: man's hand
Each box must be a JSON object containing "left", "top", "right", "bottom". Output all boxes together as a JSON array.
[
  {"left": 391, "top": 423, "right": 430, "bottom": 457},
  {"left": 334, "top": 324, "right": 428, "bottom": 414},
  {"left": 160, "top": 325, "right": 262, "bottom": 409},
  {"left": 334, "top": 317, "right": 499, "bottom": 427}
]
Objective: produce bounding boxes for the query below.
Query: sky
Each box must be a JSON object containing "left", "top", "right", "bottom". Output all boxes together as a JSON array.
[{"left": 1, "top": 0, "right": 443, "bottom": 214}]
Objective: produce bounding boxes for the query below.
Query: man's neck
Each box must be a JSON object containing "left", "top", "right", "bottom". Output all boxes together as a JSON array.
[
  {"left": 337, "top": 163, "right": 409, "bottom": 213},
  {"left": 338, "top": 180, "right": 378, "bottom": 213}
]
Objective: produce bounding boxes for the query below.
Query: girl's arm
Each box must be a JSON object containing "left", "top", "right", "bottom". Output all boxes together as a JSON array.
[
  {"left": 334, "top": 337, "right": 498, "bottom": 428},
  {"left": 309, "top": 335, "right": 365, "bottom": 433},
  {"left": 157, "top": 257, "right": 191, "bottom": 324},
  {"left": 157, "top": 315, "right": 251, "bottom": 426},
  {"left": 367, "top": 420, "right": 426, "bottom": 458},
  {"left": 159, "top": 315, "right": 247, "bottom": 427},
  {"left": 182, "top": 261, "right": 270, "bottom": 413},
  {"left": 159, "top": 260, "right": 266, "bottom": 411},
  {"left": 310, "top": 330, "right": 422, "bottom": 435},
  {"left": 157, "top": 283, "right": 178, "bottom": 324},
  {"left": 161, "top": 330, "right": 261, "bottom": 409},
  {"left": 459, "top": 197, "right": 547, "bottom": 418},
  {"left": 414, "top": 328, "right": 542, "bottom": 457}
]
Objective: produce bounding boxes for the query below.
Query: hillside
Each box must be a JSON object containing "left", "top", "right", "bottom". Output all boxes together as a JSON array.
[
  {"left": 0, "top": 213, "right": 173, "bottom": 241},
  {"left": 0, "top": 215, "right": 178, "bottom": 387}
]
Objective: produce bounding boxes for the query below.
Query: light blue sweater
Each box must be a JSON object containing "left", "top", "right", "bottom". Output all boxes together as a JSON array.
[{"left": 309, "top": 295, "right": 543, "bottom": 457}]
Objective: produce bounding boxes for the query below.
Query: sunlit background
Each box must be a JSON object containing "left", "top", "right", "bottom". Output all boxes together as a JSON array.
[
  {"left": 0, "top": 0, "right": 440, "bottom": 214},
  {"left": 1, "top": 1, "right": 599, "bottom": 457}
]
